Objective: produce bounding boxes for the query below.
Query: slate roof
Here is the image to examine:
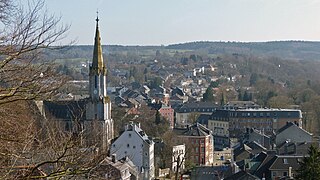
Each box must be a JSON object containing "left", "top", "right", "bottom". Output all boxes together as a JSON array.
[
  {"left": 224, "top": 170, "right": 259, "bottom": 180},
  {"left": 253, "top": 154, "right": 303, "bottom": 179},
  {"left": 277, "top": 142, "right": 318, "bottom": 155},
  {"left": 268, "top": 155, "right": 303, "bottom": 171},
  {"left": 233, "top": 144, "right": 252, "bottom": 159},
  {"left": 210, "top": 110, "right": 230, "bottom": 121},
  {"left": 197, "top": 114, "right": 211, "bottom": 126},
  {"left": 247, "top": 141, "right": 267, "bottom": 152},
  {"left": 43, "top": 100, "right": 87, "bottom": 121},
  {"left": 223, "top": 101, "right": 260, "bottom": 110},
  {"left": 233, "top": 109, "right": 302, "bottom": 119},
  {"left": 173, "top": 123, "right": 212, "bottom": 137},
  {"left": 175, "top": 102, "right": 217, "bottom": 113},
  {"left": 191, "top": 165, "right": 233, "bottom": 180},
  {"left": 276, "top": 122, "right": 312, "bottom": 136}
]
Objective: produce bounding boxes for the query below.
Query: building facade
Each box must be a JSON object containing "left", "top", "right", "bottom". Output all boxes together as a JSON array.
[
  {"left": 175, "top": 102, "right": 217, "bottom": 127},
  {"left": 158, "top": 104, "right": 175, "bottom": 128},
  {"left": 110, "top": 122, "right": 155, "bottom": 180},
  {"left": 173, "top": 123, "right": 214, "bottom": 166},
  {"left": 207, "top": 110, "right": 230, "bottom": 150},
  {"left": 172, "top": 144, "right": 185, "bottom": 173}
]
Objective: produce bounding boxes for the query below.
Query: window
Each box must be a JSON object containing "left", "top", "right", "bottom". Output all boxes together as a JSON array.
[
  {"left": 94, "top": 76, "right": 98, "bottom": 88},
  {"left": 272, "top": 172, "right": 277, "bottom": 177},
  {"left": 283, "top": 158, "right": 288, "bottom": 164},
  {"left": 283, "top": 171, "right": 288, "bottom": 176}
]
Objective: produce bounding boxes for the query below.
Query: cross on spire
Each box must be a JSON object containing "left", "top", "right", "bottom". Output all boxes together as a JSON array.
[{"left": 96, "top": 10, "right": 99, "bottom": 22}]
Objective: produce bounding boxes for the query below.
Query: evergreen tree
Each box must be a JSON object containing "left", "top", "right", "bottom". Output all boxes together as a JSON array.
[
  {"left": 203, "top": 87, "right": 214, "bottom": 102},
  {"left": 296, "top": 145, "right": 320, "bottom": 180},
  {"left": 209, "top": 81, "right": 219, "bottom": 88}
]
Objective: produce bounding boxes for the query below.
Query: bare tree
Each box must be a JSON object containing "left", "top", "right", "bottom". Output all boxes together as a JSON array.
[
  {"left": 0, "top": 0, "right": 69, "bottom": 104},
  {"left": 0, "top": 0, "right": 110, "bottom": 179}
]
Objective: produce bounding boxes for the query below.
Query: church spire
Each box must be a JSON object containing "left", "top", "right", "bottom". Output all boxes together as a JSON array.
[{"left": 92, "top": 12, "right": 104, "bottom": 72}]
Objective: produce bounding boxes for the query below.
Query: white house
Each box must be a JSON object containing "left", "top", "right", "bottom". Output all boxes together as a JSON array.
[
  {"left": 172, "top": 144, "right": 185, "bottom": 173},
  {"left": 110, "top": 122, "right": 155, "bottom": 180}
]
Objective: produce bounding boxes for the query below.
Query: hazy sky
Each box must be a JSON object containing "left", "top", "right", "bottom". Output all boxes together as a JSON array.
[{"left": 43, "top": 0, "right": 320, "bottom": 45}]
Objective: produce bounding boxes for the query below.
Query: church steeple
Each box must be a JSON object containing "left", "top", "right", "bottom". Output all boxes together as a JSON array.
[
  {"left": 92, "top": 12, "right": 105, "bottom": 72},
  {"left": 86, "top": 14, "right": 113, "bottom": 152}
]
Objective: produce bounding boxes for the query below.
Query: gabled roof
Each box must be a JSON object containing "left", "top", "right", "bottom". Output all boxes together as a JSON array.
[
  {"left": 276, "top": 122, "right": 312, "bottom": 136},
  {"left": 173, "top": 123, "right": 212, "bottom": 137},
  {"left": 197, "top": 114, "right": 211, "bottom": 126},
  {"left": 233, "top": 144, "right": 252, "bottom": 158},
  {"left": 247, "top": 141, "right": 267, "bottom": 152},
  {"left": 224, "top": 170, "right": 259, "bottom": 180},
  {"left": 269, "top": 155, "right": 303, "bottom": 170},
  {"left": 277, "top": 142, "right": 317, "bottom": 155},
  {"left": 43, "top": 100, "right": 87, "bottom": 121}
]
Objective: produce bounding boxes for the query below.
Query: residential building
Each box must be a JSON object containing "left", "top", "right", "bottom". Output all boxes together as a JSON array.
[
  {"left": 175, "top": 102, "right": 217, "bottom": 127},
  {"left": 232, "top": 151, "right": 303, "bottom": 180},
  {"left": 208, "top": 110, "right": 230, "bottom": 150},
  {"left": 229, "top": 109, "right": 302, "bottom": 135},
  {"left": 110, "top": 122, "right": 155, "bottom": 180},
  {"left": 212, "top": 148, "right": 232, "bottom": 166},
  {"left": 173, "top": 123, "right": 214, "bottom": 166},
  {"left": 151, "top": 103, "right": 175, "bottom": 128},
  {"left": 93, "top": 155, "right": 138, "bottom": 180},
  {"left": 222, "top": 101, "right": 259, "bottom": 110},
  {"left": 254, "top": 154, "right": 302, "bottom": 180},
  {"left": 190, "top": 165, "right": 233, "bottom": 180},
  {"left": 224, "top": 170, "right": 259, "bottom": 180},
  {"left": 172, "top": 144, "right": 185, "bottom": 173},
  {"left": 275, "top": 122, "right": 312, "bottom": 146},
  {"left": 244, "top": 128, "right": 272, "bottom": 150}
]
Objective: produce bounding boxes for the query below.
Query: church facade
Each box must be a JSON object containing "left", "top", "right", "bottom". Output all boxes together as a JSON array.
[
  {"left": 39, "top": 17, "right": 114, "bottom": 152},
  {"left": 85, "top": 16, "right": 114, "bottom": 151}
]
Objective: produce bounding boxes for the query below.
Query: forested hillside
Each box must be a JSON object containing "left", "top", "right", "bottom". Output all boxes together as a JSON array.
[{"left": 44, "top": 41, "right": 320, "bottom": 61}]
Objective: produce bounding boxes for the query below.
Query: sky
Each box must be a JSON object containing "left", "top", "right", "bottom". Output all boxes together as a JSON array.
[{"left": 42, "top": 0, "right": 320, "bottom": 45}]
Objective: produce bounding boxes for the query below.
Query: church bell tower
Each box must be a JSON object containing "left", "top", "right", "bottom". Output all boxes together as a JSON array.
[{"left": 86, "top": 15, "right": 113, "bottom": 151}]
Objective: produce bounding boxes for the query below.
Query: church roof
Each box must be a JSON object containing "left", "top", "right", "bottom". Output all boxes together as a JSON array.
[{"left": 92, "top": 15, "right": 105, "bottom": 72}]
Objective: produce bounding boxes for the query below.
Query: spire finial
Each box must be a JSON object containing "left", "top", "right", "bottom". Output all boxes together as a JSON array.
[{"left": 96, "top": 10, "right": 99, "bottom": 22}]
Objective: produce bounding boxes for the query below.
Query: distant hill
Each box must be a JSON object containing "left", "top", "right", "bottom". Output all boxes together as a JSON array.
[
  {"left": 167, "top": 41, "right": 320, "bottom": 60},
  {"left": 43, "top": 41, "right": 320, "bottom": 61}
]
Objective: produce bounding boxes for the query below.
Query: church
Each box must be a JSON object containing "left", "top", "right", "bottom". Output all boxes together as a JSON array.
[{"left": 37, "top": 16, "right": 114, "bottom": 152}]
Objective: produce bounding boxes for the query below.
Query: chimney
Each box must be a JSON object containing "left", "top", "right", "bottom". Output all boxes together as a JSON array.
[{"left": 111, "top": 154, "right": 116, "bottom": 163}]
